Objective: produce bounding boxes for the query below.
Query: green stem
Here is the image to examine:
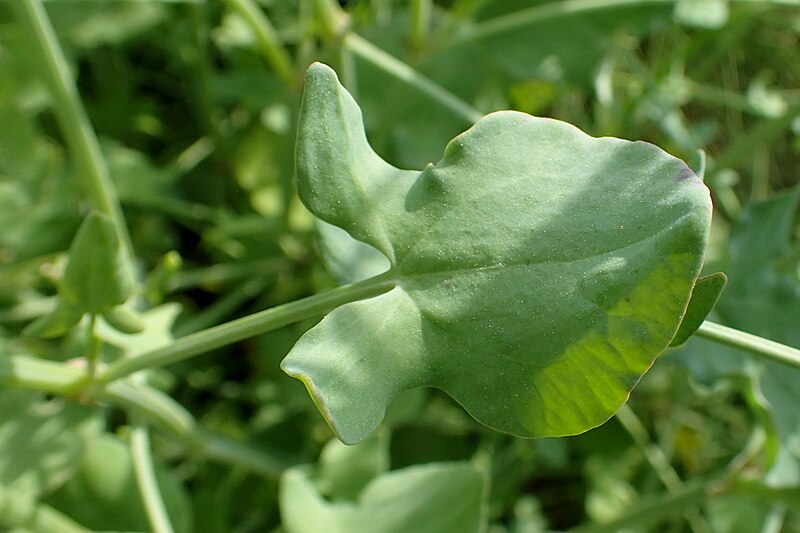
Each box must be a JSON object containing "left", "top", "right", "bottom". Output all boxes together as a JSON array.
[
  {"left": 131, "top": 426, "right": 176, "bottom": 533},
  {"left": 99, "top": 381, "right": 291, "bottom": 477},
  {"left": 102, "top": 380, "right": 201, "bottom": 445},
  {"left": 10, "top": 0, "right": 132, "bottom": 258},
  {"left": 0, "top": 355, "right": 87, "bottom": 395},
  {"left": 450, "top": 0, "right": 675, "bottom": 45},
  {"left": 97, "top": 273, "right": 396, "bottom": 384},
  {"left": 225, "top": 0, "right": 295, "bottom": 86},
  {"left": 762, "top": 505, "right": 787, "bottom": 533},
  {"left": 708, "top": 100, "right": 800, "bottom": 176},
  {"left": 344, "top": 33, "right": 483, "bottom": 124},
  {"left": 310, "top": 0, "right": 349, "bottom": 41},
  {"left": 571, "top": 480, "right": 717, "bottom": 533},
  {"left": 0, "top": 485, "right": 88, "bottom": 533},
  {"left": 616, "top": 405, "right": 683, "bottom": 490},
  {"left": 173, "top": 277, "right": 269, "bottom": 337},
  {"left": 203, "top": 435, "right": 292, "bottom": 478},
  {"left": 450, "top": 0, "right": 797, "bottom": 47},
  {"left": 695, "top": 321, "right": 800, "bottom": 370},
  {"left": 85, "top": 314, "right": 101, "bottom": 379},
  {"left": 409, "top": 0, "right": 432, "bottom": 52},
  {"left": 616, "top": 405, "right": 711, "bottom": 533}
]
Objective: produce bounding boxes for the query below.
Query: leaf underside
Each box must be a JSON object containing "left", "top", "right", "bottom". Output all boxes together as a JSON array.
[{"left": 282, "top": 63, "right": 712, "bottom": 444}]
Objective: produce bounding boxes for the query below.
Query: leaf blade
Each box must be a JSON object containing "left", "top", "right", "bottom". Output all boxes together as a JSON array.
[{"left": 284, "top": 63, "right": 712, "bottom": 444}]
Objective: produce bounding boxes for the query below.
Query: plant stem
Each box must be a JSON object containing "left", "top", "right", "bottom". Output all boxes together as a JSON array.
[
  {"left": 343, "top": 33, "right": 482, "bottom": 124},
  {"left": 708, "top": 100, "right": 800, "bottom": 176},
  {"left": 762, "top": 505, "right": 787, "bottom": 533},
  {"left": 0, "top": 354, "right": 292, "bottom": 477},
  {"left": 97, "top": 273, "right": 395, "bottom": 384},
  {"left": 101, "top": 380, "right": 202, "bottom": 444},
  {"left": 225, "top": 0, "right": 295, "bottom": 86},
  {"left": 10, "top": 0, "right": 132, "bottom": 258},
  {"left": 616, "top": 405, "right": 711, "bottom": 533},
  {"left": 173, "top": 277, "right": 269, "bottom": 337},
  {"left": 616, "top": 405, "right": 683, "bottom": 490},
  {"left": 451, "top": 0, "right": 798, "bottom": 47},
  {"left": 449, "top": 0, "right": 674, "bottom": 45},
  {"left": 131, "top": 426, "right": 176, "bottom": 533},
  {"left": 310, "top": 0, "right": 349, "bottom": 41},
  {"left": 0, "top": 355, "right": 87, "bottom": 395},
  {"left": 695, "top": 321, "right": 800, "bottom": 370},
  {"left": 409, "top": 0, "right": 432, "bottom": 52},
  {"left": 203, "top": 434, "right": 292, "bottom": 478},
  {"left": 85, "top": 314, "right": 101, "bottom": 379},
  {"left": 100, "top": 381, "right": 291, "bottom": 477},
  {"left": 571, "top": 480, "right": 716, "bottom": 533}
]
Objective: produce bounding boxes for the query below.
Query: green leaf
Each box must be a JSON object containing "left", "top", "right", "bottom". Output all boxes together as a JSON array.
[
  {"left": 96, "top": 303, "right": 181, "bottom": 355},
  {"left": 283, "top": 63, "right": 712, "bottom": 444},
  {"left": 22, "top": 300, "right": 82, "bottom": 339},
  {"left": 101, "top": 305, "right": 145, "bottom": 335},
  {"left": 0, "top": 389, "right": 99, "bottom": 498},
  {"left": 44, "top": 433, "right": 193, "bottom": 533},
  {"left": 60, "top": 211, "right": 135, "bottom": 315},
  {"left": 280, "top": 462, "right": 485, "bottom": 533},
  {"left": 317, "top": 432, "right": 390, "bottom": 501},
  {"left": 316, "top": 220, "right": 390, "bottom": 285},
  {"left": 670, "top": 272, "right": 727, "bottom": 347}
]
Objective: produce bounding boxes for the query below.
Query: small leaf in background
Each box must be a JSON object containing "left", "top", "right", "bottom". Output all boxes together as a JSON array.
[
  {"left": 44, "top": 433, "right": 193, "bottom": 533},
  {"left": 0, "top": 389, "right": 100, "bottom": 498},
  {"left": 280, "top": 461, "right": 485, "bottom": 533},
  {"left": 316, "top": 220, "right": 390, "bottom": 285},
  {"left": 317, "top": 432, "right": 390, "bottom": 501},
  {"left": 670, "top": 272, "right": 727, "bottom": 347},
  {"left": 101, "top": 305, "right": 145, "bottom": 335},
  {"left": 674, "top": 0, "right": 730, "bottom": 29},
  {"left": 22, "top": 299, "right": 83, "bottom": 339},
  {"left": 61, "top": 211, "right": 135, "bottom": 314},
  {"left": 96, "top": 303, "right": 181, "bottom": 355},
  {"left": 283, "top": 63, "right": 713, "bottom": 444}
]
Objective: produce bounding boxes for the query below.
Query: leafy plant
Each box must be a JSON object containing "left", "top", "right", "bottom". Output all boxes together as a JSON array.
[{"left": 1, "top": 1, "right": 799, "bottom": 532}]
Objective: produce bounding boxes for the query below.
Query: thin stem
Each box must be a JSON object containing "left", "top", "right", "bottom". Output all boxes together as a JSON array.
[
  {"left": 225, "top": 0, "right": 295, "bottom": 86},
  {"left": 616, "top": 405, "right": 683, "bottom": 490},
  {"left": 131, "top": 426, "right": 176, "bottom": 533},
  {"left": 571, "top": 480, "right": 716, "bottom": 533},
  {"left": 616, "top": 405, "right": 712, "bottom": 533},
  {"left": 99, "top": 381, "right": 291, "bottom": 477},
  {"left": 409, "top": 0, "right": 432, "bottom": 52},
  {"left": 173, "top": 277, "right": 269, "bottom": 337},
  {"left": 344, "top": 33, "right": 482, "bottom": 124},
  {"left": 310, "top": 0, "right": 349, "bottom": 41},
  {"left": 695, "top": 321, "right": 800, "bottom": 370},
  {"left": 85, "top": 314, "right": 101, "bottom": 379},
  {"left": 10, "top": 0, "right": 132, "bottom": 257},
  {"left": 708, "top": 100, "right": 800, "bottom": 176},
  {"left": 97, "top": 273, "right": 396, "bottom": 384},
  {"left": 0, "top": 355, "right": 88, "bottom": 396},
  {"left": 203, "top": 435, "right": 292, "bottom": 478},
  {"left": 762, "top": 505, "right": 787, "bottom": 533},
  {"left": 450, "top": 0, "right": 675, "bottom": 46},
  {"left": 339, "top": 45, "right": 359, "bottom": 98},
  {"left": 101, "top": 381, "right": 202, "bottom": 445},
  {"left": 450, "top": 0, "right": 796, "bottom": 47}
]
